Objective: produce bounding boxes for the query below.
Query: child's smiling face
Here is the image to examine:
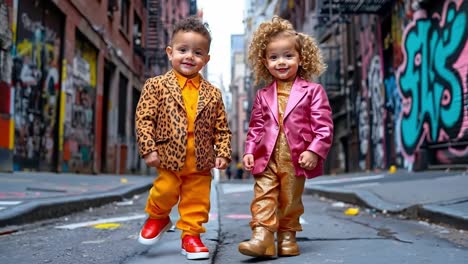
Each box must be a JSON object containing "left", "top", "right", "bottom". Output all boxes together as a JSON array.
[
  {"left": 166, "top": 31, "right": 211, "bottom": 79},
  {"left": 263, "top": 35, "right": 301, "bottom": 83}
]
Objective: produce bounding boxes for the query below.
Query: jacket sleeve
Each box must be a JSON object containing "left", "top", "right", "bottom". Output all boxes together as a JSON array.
[
  {"left": 244, "top": 91, "right": 264, "bottom": 155},
  {"left": 307, "top": 84, "right": 334, "bottom": 159},
  {"left": 135, "top": 78, "right": 158, "bottom": 158},
  {"left": 214, "top": 92, "right": 232, "bottom": 161}
]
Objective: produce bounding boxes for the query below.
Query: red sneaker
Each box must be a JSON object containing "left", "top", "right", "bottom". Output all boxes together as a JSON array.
[
  {"left": 181, "top": 235, "right": 210, "bottom": 260},
  {"left": 138, "top": 217, "right": 172, "bottom": 245}
]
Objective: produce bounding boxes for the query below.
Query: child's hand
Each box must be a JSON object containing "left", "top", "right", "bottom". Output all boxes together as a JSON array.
[
  {"left": 144, "top": 151, "right": 160, "bottom": 167},
  {"left": 298, "top": 151, "right": 318, "bottom": 170},
  {"left": 243, "top": 154, "right": 254, "bottom": 171},
  {"left": 215, "top": 157, "right": 229, "bottom": 169}
]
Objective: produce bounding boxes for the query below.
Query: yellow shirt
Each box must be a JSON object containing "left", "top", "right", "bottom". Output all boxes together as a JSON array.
[{"left": 174, "top": 71, "right": 200, "bottom": 134}]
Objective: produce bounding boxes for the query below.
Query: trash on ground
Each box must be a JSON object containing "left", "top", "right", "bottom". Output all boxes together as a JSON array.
[
  {"left": 344, "top": 207, "right": 360, "bottom": 216},
  {"left": 331, "top": 202, "right": 346, "bottom": 208}
]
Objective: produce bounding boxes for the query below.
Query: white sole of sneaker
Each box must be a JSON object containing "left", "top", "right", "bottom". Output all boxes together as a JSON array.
[
  {"left": 137, "top": 221, "right": 173, "bottom": 245},
  {"left": 181, "top": 250, "right": 210, "bottom": 260}
]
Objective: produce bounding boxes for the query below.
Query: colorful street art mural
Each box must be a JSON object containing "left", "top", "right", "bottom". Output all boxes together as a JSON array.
[
  {"left": 357, "top": 16, "right": 386, "bottom": 170},
  {"left": 0, "top": 0, "right": 13, "bottom": 171},
  {"left": 11, "top": 0, "right": 63, "bottom": 171},
  {"left": 61, "top": 34, "right": 97, "bottom": 173},
  {"left": 352, "top": 0, "right": 467, "bottom": 170},
  {"left": 380, "top": 0, "right": 411, "bottom": 168},
  {"left": 397, "top": 0, "right": 468, "bottom": 166}
]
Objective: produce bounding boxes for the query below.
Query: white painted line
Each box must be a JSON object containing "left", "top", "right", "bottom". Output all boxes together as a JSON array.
[
  {"left": 0, "top": 201, "right": 22, "bottom": 205},
  {"left": 308, "top": 175, "right": 385, "bottom": 185},
  {"left": 82, "top": 239, "right": 106, "bottom": 244},
  {"left": 222, "top": 184, "right": 253, "bottom": 194},
  {"left": 299, "top": 217, "right": 308, "bottom": 224},
  {"left": 55, "top": 214, "right": 146, "bottom": 230},
  {"left": 0, "top": 207, "right": 5, "bottom": 210}
]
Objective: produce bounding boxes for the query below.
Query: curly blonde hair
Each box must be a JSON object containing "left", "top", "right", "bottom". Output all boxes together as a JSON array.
[{"left": 248, "top": 16, "right": 326, "bottom": 86}]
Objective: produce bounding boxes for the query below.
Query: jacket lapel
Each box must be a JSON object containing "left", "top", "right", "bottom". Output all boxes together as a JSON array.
[
  {"left": 264, "top": 82, "right": 279, "bottom": 125},
  {"left": 197, "top": 78, "right": 214, "bottom": 116},
  {"left": 165, "top": 70, "right": 185, "bottom": 110},
  {"left": 283, "top": 78, "right": 307, "bottom": 120}
]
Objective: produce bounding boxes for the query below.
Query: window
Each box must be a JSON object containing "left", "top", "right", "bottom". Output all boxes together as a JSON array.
[
  {"left": 108, "top": 0, "right": 119, "bottom": 18},
  {"left": 120, "top": 0, "right": 129, "bottom": 34},
  {"left": 243, "top": 100, "right": 249, "bottom": 111},
  {"left": 133, "top": 12, "right": 143, "bottom": 57}
]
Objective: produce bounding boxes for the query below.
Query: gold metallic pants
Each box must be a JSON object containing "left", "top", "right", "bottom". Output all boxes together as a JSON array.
[
  {"left": 250, "top": 132, "right": 305, "bottom": 232},
  {"left": 145, "top": 135, "right": 212, "bottom": 238}
]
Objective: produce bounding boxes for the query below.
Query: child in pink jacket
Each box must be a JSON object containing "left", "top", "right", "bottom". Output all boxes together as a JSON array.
[{"left": 238, "top": 16, "right": 334, "bottom": 258}]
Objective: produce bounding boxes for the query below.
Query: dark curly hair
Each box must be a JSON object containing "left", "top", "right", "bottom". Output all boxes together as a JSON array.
[
  {"left": 248, "top": 16, "right": 326, "bottom": 85},
  {"left": 172, "top": 16, "right": 212, "bottom": 50}
]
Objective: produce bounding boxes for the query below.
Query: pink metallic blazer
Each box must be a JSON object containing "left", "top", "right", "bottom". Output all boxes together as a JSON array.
[{"left": 244, "top": 77, "right": 333, "bottom": 178}]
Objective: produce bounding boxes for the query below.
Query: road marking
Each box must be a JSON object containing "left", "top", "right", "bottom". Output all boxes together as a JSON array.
[
  {"left": 209, "top": 213, "right": 218, "bottom": 220},
  {"left": 82, "top": 239, "right": 106, "bottom": 244},
  {"left": 93, "top": 223, "right": 121, "bottom": 229},
  {"left": 0, "top": 207, "right": 5, "bottom": 210},
  {"left": 55, "top": 214, "right": 146, "bottom": 230},
  {"left": 225, "top": 214, "right": 251, "bottom": 219},
  {"left": 221, "top": 184, "right": 252, "bottom": 194},
  {"left": 0, "top": 201, "right": 22, "bottom": 205},
  {"left": 308, "top": 175, "right": 385, "bottom": 185}
]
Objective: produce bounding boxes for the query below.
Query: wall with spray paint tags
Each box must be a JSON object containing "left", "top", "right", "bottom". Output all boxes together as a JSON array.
[
  {"left": 351, "top": 0, "right": 468, "bottom": 171},
  {"left": 11, "top": 0, "right": 63, "bottom": 171},
  {"left": 281, "top": 0, "right": 467, "bottom": 173},
  {"left": 0, "top": 0, "right": 148, "bottom": 174},
  {"left": 397, "top": 0, "right": 468, "bottom": 168}
]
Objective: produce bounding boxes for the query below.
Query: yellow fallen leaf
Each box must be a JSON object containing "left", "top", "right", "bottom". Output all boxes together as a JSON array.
[{"left": 120, "top": 178, "right": 128, "bottom": 183}]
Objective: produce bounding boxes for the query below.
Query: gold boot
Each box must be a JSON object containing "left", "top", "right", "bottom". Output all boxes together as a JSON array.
[
  {"left": 277, "top": 231, "right": 300, "bottom": 256},
  {"left": 238, "top": 227, "right": 276, "bottom": 257}
]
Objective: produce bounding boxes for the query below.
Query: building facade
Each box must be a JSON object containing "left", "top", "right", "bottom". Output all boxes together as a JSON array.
[
  {"left": 0, "top": 0, "right": 197, "bottom": 174},
  {"left": 241, "top": 0, "right": 468, "bottom": 173}
]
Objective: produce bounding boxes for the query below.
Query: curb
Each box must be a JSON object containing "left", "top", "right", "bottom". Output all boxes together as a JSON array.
[
  {"left": 419, "top": 205, "right": 468, "bottom": 231},
  {"left": 0, "top": 182, "right": 152, "bottom": 228},
  {"left": 305, "top": 186, "right": 468, "bottom": 230}
]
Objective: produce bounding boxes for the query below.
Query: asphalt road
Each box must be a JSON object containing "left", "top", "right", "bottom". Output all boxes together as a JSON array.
[{"left": 0, "top": 180, "right": 467, "bottom": 264}]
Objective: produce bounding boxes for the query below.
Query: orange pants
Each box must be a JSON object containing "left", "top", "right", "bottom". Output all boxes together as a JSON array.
[{"left": 145, "top": 135, "right": 212, "bottom": 238}]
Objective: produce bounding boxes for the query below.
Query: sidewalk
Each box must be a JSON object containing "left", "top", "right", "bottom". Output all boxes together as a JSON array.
[
  {"left": 304, "top": 169, "right": 468, "bottom": 230},
  {"left": 0, "top": 171, "right": 219, "bottom": 264},
  {"left": 1, "top": 169, "right": 467, "bottom": 232},
  {"left": 0, "top": 172, "right": 154, "bottom": 227}
]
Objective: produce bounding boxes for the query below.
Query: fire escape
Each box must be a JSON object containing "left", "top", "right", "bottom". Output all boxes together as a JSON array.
[{"left": 145, "top": 0, "right": 168, "bottom": 78}]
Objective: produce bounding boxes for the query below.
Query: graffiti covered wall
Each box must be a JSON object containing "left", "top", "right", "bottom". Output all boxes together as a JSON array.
[
  {"left": 61, "top": 33, "right": 97, "bottom": 173},
  {"left": 397, "top": 0, "right": 468, "bottom": 167},
  {"left": 356, "top": 15, "right": 387, "bottom": 170},
  {"left": 0, "top": 0, "right": 13, "bottom": 171},
  {"left": 11, "top": 0, "right": 63, "bottom": 171},
  {"left": 352, "top": 0, "right": 468, "bottom": 170}
]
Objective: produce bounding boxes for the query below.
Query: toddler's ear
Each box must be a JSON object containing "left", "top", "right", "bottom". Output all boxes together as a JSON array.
[
  {"left": 204, "top": 54, "right": 211, "bottom": 64},
  {"left": 165, "top": 46, "right": 173, "bottom": 60}
]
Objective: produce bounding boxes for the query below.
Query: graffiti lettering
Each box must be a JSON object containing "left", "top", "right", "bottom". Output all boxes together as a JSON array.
[{"left": 398, "top": 1, "right": 467, "bottom": 158}]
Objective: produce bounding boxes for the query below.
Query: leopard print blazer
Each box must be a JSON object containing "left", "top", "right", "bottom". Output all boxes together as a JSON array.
[{"left": 135, "top": 70, "right": 232, "bottom": 171}]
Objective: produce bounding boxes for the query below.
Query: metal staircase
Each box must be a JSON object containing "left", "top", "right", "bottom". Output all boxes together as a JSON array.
[{"left": 145, "top": 0, "right": 167, "bottom": 77}]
